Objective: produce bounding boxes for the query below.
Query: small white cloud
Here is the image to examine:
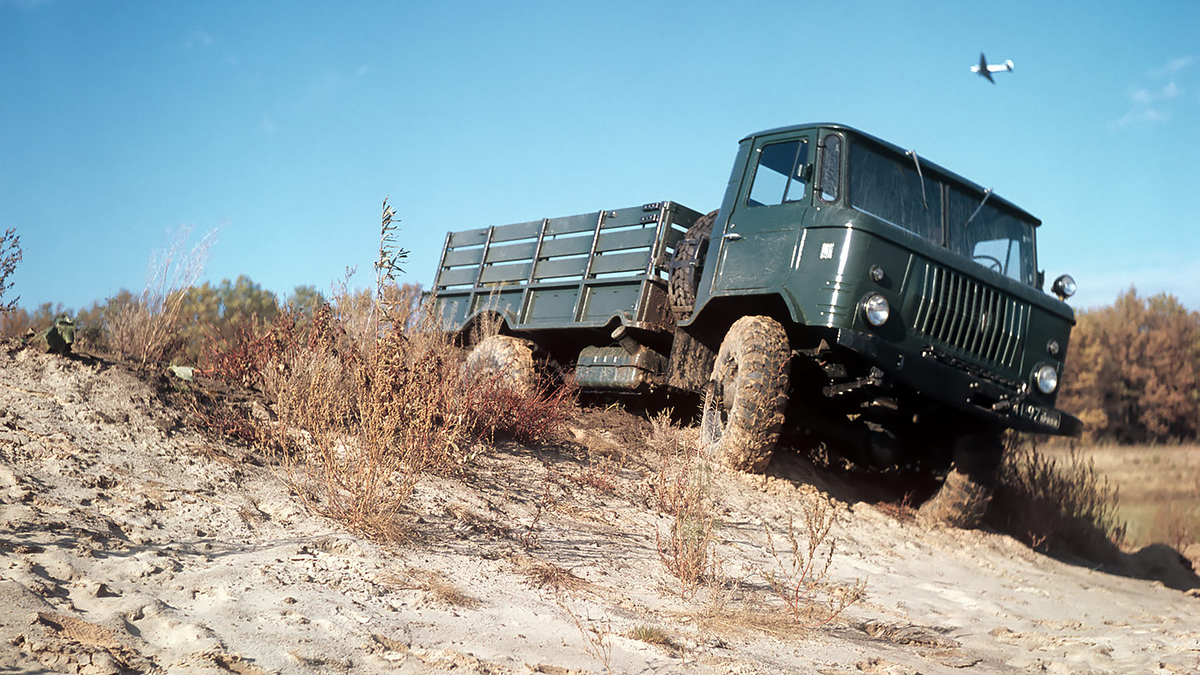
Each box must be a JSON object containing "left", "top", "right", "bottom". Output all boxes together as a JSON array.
[
  {"left": 184, "top": 28, "right": 215, "bottom": 50},
  {"left": 1112, "top": 107, "right": 1167, "bottom": 129},
  {"left": 1113, "top": 56, "right": 1196, "bottom": 128},
  {"left": 1150, "top": 55, "right": 1197, "bottom": 77},
  {"left": 258, "top": 116, "right": 277, "bottom": 135}
]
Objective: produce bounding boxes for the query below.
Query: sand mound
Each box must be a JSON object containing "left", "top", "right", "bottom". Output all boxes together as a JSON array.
[{"left": 2, "top": 345, "right": 1197, "bottom": 674}]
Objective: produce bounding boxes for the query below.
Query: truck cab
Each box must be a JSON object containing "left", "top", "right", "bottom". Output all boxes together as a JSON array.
[{"left": 680, "top": 124, "right": 1080, "bottom": 449}]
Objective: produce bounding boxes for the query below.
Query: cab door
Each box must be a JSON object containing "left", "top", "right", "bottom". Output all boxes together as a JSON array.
[{"left": 712, "top": 132, "right": 814, "bottom": 292}]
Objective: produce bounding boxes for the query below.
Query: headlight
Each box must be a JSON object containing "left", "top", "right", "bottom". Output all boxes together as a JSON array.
[
  {"left": 1034, "top": 364, "right": 1059, "bottom": 394},
  {"left": 863, "top": 294, "right": 890, "bottom": 327},
  {"left": 1052, "top": 274, "right": 1076, "bottom": 300}
]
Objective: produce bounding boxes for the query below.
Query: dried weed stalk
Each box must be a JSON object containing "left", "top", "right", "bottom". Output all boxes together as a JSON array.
[
  {"left": 650, "top": 413, "right": 719, "bottom": 599},
  {"left": 756, "top": 499, "right": 865, "bottom": 627},
  {"left": 1, "top": 227, "right": 21, "bottom": 313},
  {"left": 556, "top": 592, "right": 614, "bottom": 674}
]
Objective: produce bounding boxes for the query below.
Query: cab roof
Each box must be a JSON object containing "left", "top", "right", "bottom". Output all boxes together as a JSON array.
[{"left": 742, "top": 123, "right": 1041, "bottom": 226}]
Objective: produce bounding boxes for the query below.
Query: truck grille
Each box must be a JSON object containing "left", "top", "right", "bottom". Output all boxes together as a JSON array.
[{"left": 912, "top": 263, "right": 1028, "bottom": 369}]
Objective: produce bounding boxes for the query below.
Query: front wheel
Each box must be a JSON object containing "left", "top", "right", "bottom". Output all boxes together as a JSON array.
[
  {"left": 701, "top": 316, "right": 791, "bottom": 472},
  {"left": 918, "top": 431, "right": 1005, "bottom": 529}
]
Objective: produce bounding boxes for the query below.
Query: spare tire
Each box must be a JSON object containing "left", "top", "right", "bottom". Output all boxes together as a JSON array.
[
  {"left": 464, "top": 335, "right": 539, "bottom": 393},
  {"left": 669, "top": 210, "right": 717, "bottom": 322},
  {"left": 701, "top": 316, "right": 791, "bottom": 472}
]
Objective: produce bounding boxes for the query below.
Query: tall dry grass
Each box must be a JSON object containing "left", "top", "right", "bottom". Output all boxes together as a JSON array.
[
  {"left": 107, "top": 225, "right": 218, "bottom": 366},
  {"left": 988, "top": 437, "right": 1127, "bottom": 562},
  {"left": 216, "top": 296, "right": 572, "bottom": 539},
  {"left": 649, "top": 412, "right": 719, "bottom": 599},
  {"left": 190, "top": 202, "right": 573, "bottom": 539}
]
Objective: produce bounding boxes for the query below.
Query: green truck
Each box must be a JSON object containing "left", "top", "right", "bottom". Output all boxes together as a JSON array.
[{"left": 430, "top": 122, "right": 1081, "bottom": 526}]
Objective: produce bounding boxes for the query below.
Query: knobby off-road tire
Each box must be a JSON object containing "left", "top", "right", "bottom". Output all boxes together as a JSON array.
[
  {"left": 918, "top": 432, "right": 1005, "bottom": 529},
  {"left": 668, "top": 210, "right": 717, "bottom": 322},
  {"left": 702, "top": 315, "right": 791, "bottom": 472},
  {"left": 464, "top": 335, "right": 538, "bottom": 393}
]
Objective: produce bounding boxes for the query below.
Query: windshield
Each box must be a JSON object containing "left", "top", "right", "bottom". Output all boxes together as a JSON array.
[
  {"left": 847, "top": 139, "right": 1037, "bottom": 286},
  {"left": 947, "top": 187, "right": 1036, "bottom": 284},
  {"left": 848, "top": 141, "right": 942, "bottom": 245}
]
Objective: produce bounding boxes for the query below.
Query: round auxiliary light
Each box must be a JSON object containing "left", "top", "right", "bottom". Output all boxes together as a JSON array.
[
  {"left": 869, "top": 265, "right": 885, "bottom": 282},
  {"left": 1034, "top": 364, "right": 1059, "bottom": 394},
  {"left": 1052, "top": 274, "right": 1077, "bottom": 300},
  {"left": 1047, "top": 339, "right": 1061, "bottom": 356},
  {"left": 863, "top": 294, "right": 890, "bottom": 327}
]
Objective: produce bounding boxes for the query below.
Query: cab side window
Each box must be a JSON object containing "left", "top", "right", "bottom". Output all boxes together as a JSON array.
[{"left": 747, "top": 139, "right": 809, "bottom": 207}]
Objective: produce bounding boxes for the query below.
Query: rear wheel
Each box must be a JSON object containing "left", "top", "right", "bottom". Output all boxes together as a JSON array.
[
  {"left": 701, "top": 316, "right": 791, "bottom": 472},
  {"left": 918, "top": 430, "right": 1005, "bottom": 528},
  {"left": 464, "top": 335, "right": 539, "bottom": 393},
  {"left": 669, "top": 210, "right": 717, "bottom": 322}
]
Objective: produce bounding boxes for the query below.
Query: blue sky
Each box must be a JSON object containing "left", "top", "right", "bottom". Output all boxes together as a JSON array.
[{"left": 3, "top": 0, "right": 1198, "bottom": 313}]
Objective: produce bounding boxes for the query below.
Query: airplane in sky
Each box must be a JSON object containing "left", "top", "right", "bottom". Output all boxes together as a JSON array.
[{"left": 971, "top": 53, "right": 1014, "bottom": 83}]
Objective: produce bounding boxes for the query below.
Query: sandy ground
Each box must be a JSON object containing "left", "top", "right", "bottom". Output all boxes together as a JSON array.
[{"left": 2, "top": 344, "right": 1199, "bottom": 674}]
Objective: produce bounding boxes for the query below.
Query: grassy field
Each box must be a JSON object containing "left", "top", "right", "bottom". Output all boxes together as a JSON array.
[{"left": 1046, "top": 443, "right": 1200, "bottom": 553}]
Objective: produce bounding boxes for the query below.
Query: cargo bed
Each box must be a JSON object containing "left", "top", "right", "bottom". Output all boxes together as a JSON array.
[{"left": 431, "top": 202, "right": 701, "bottom": 333}]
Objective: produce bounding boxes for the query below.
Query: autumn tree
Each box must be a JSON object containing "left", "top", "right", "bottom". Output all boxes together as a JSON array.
[
  {"left": 284, "top": 285, "right": 326, "bottom": 316},
  {"left": 1059, "top": 288, "right": 1200, "bottom": 443}
]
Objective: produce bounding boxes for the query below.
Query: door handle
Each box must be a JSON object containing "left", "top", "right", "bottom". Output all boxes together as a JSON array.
[{"left": 723, "top": 233, "right": 743, "bottom": 241}]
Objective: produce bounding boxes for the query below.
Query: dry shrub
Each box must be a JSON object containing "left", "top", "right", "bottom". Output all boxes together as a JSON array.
[
  {"left": 756, "top": 500, "right": 865, "bottom": 627},
  {"left": 1, "top": 227, "right": 20, "bottom": 314},
  {"left": 875, "top": 492, "right": 917, "bottom": 523},
  {"left": 626, "top": 625, "right": 680, "bottom": 654},
  {"left": 564, "top": 458, "right": 619, "bottom": 494},
  {"left": 515, "top": 554, "right": 589, "bottom": 591},
  {"left": 107, "top": 225, "right": 217, "bottom": 365},
  {"left": 648, "top": 412, "right": 702, "bottom": 513},
  {"left": 196, "top": 295, "right": 575, "bottom": 537},
  {"left": 414, "top": 570, "right": 479, "bottom": 608},
  {"left": 383, "top": 569, "right": 479, "bottom": 608},
  {"left": 650, "top": 413, "right": 719, "bottom": 598},
  {"left": 988, "top": 438, "right": 1127, "bottom": 562},
  {"left": 266, "top": 317, "right": 466, "bottom": 533}
]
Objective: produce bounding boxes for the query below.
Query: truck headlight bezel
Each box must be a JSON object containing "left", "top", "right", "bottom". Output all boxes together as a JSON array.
[
  {"left": 1034, "top": 364, "right": 1059, "bottom": 394},
  {"left": 863, "top": 293, "right": 890, "bottom": 327},
  {"left": 1052, "top": 274, "right": 1076, "bottom": 300}
]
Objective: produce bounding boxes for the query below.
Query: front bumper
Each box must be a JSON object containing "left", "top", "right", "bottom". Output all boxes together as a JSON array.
[{"left": 834, "top": 329, "right": 1083, "bottom": 437}]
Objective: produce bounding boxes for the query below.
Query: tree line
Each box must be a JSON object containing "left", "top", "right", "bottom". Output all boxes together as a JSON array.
[
  {"left": 1057, "top": 288, "right": 1200, "bottom": 444},
  {"left": 0, "top": 276, "right": 330, "bottom": 360}
]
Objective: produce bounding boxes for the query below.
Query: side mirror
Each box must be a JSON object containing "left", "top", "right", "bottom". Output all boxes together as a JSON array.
[{"left": 1051, "top": 274, "right": 1076, "bottom": 301}]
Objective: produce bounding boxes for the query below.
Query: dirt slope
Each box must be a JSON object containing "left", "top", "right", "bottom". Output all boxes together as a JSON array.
[{"left": 1, "top": 345, "right": 1198, "bottom": 674}]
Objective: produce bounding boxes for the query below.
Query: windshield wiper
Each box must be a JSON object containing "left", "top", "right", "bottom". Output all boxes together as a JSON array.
[
  {"left": 905, "top": 149, "right": 928, "bottom": 210},
  {"left": 964, "top": 187, "right": 994, "bottom": 228}
]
